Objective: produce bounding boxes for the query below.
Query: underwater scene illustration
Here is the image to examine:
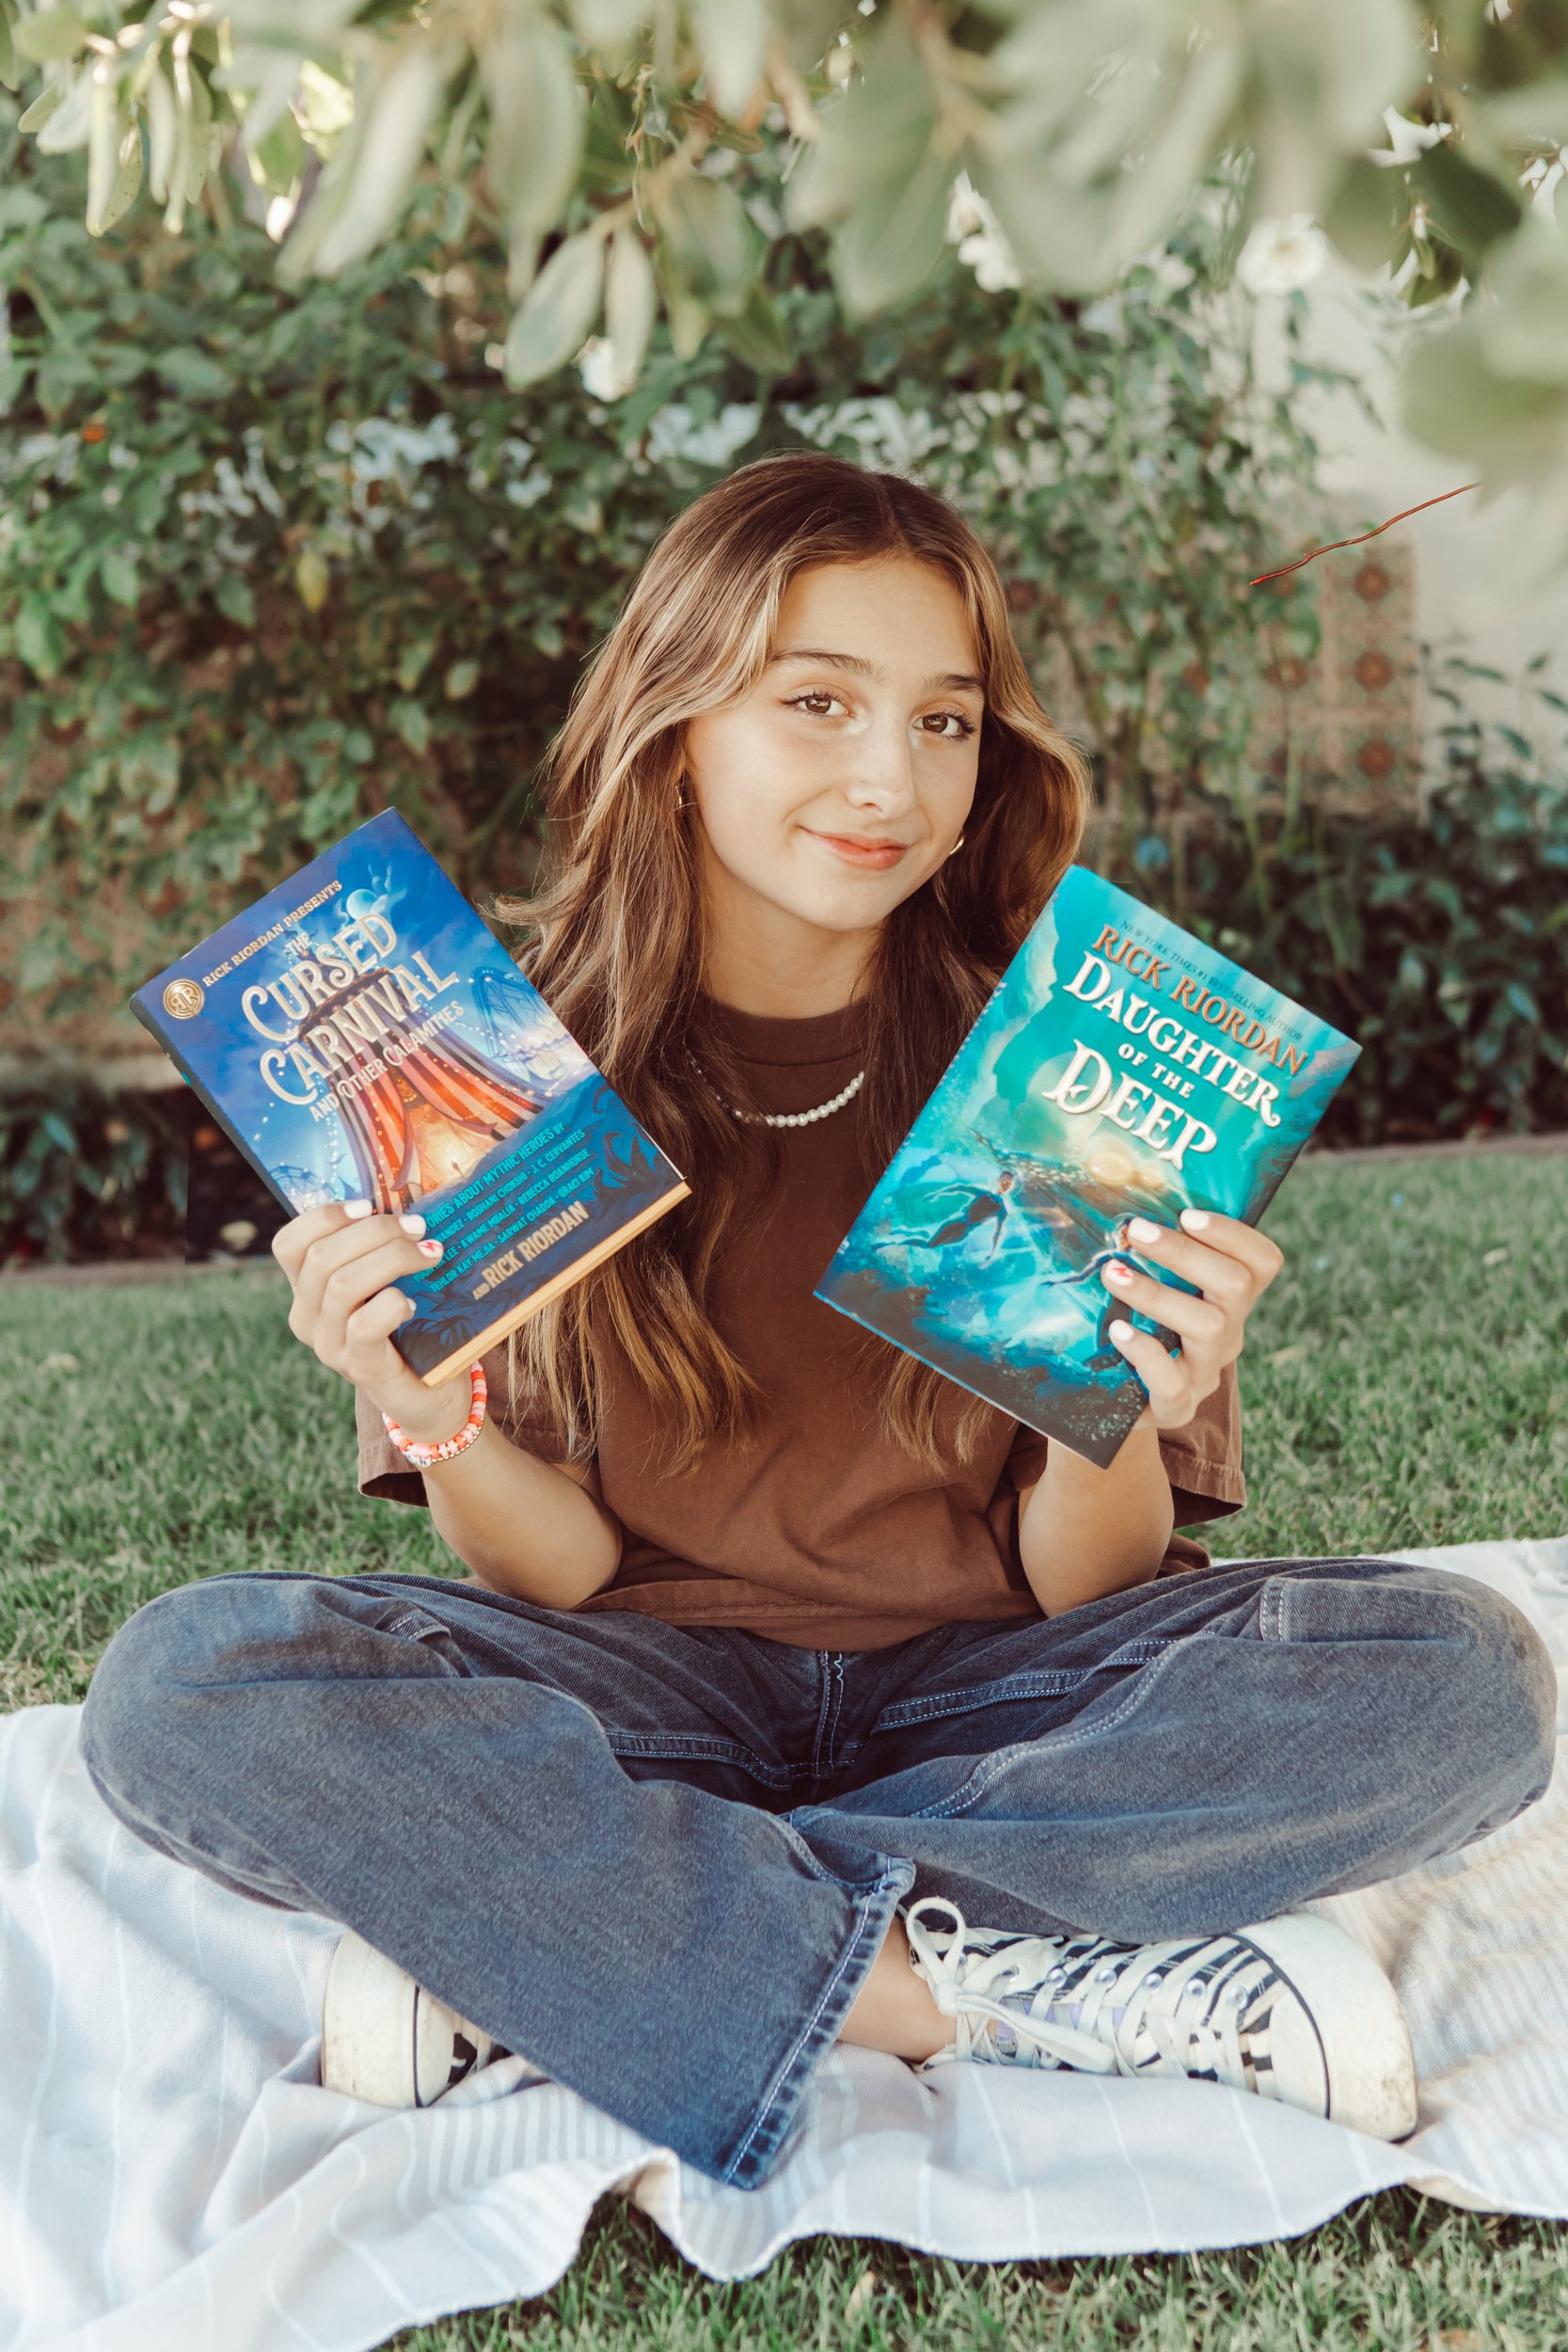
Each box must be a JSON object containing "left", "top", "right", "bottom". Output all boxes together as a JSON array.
[
  {"left": 132, "top": 807, "right": 689, "bottom": 1384},
  {"left": 816, "top": 865, "right": 1359, "bottom": 1468}
]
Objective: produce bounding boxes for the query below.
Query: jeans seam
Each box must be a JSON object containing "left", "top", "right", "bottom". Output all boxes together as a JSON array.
[
  {"left": 719, "top": 1857, "right": 914, "bottom": 2186},
  {"left": 910, "top": 1634, "right": 1199, "bottom": 1820},
  {"left": 871, "top": 1639, "right": 1177, "bottom": 1732},
  {"left": 604, "top": 1732, "right": 800, "bottom": 1789}
]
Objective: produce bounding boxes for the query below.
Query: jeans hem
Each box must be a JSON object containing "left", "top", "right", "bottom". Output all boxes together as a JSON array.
[{"left": 717, "top": 1855, "right": 917, "bottom": 2190}]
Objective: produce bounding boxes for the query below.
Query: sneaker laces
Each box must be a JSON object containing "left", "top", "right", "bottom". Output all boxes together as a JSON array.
[{"left": 904, "top": 1896, "right": 1279, "bottom": 2093}]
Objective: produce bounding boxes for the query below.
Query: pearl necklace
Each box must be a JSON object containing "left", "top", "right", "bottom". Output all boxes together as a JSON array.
[{"left": 688, "top": 1052, "right": 865, "bottom": 1129}]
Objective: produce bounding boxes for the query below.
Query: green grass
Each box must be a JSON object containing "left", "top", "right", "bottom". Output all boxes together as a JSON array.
[{"left": 4, "top": 1148, "right": 1567, "bottom": 2347}]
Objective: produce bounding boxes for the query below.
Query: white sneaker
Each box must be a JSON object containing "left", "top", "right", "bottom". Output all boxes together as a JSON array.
[
  {"left": 319, "top": 1927, "right": 545, "bottom": 2108},
  {"left": 904, "top": 1897, "right": 1419, "bottom": 2143}
]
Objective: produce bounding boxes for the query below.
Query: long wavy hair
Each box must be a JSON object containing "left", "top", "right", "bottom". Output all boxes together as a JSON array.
[{"left": 484, "top": 449, "right": 1093, "bottom": 1481}]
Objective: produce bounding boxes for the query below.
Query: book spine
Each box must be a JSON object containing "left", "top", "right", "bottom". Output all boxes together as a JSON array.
[{"left": 130, "top": 994, "right": 300, "bottom": 1227}]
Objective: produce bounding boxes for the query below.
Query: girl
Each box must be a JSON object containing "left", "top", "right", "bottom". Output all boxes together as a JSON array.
[{"left": 80, "top": 453, "right": 1556, "bottom": 2193}]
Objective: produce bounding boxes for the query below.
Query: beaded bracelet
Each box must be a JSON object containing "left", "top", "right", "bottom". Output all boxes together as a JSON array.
[{"left": 381, "top": 1361, "right": 487, "bottom": 1469}]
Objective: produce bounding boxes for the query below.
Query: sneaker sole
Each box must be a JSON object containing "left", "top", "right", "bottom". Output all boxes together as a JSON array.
[{"left": 1234, "top": 1912, "right": 1419, "bottom": 2143}]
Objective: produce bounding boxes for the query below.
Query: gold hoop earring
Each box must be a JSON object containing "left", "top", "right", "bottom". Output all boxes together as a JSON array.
[{"left": 945, "top": 833, "right": 966, "bottom": 857}]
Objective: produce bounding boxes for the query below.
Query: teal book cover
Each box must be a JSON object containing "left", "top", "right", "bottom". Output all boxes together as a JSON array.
[
  {"left": 131, "top": 807, "right": 689, "bottom": 1388},
  {"left": 815, "top": 865, "right": 1359, "bottom": 1469}
]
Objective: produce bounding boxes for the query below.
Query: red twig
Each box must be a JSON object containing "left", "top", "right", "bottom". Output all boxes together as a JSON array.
[{"left": 1249, "top": 483, "right": 1481, "bottom": 587}]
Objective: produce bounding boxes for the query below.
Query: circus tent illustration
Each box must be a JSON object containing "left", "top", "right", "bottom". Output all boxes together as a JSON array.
[{"left": 298, "top": 950, "right": 543, "bottom": 1210}]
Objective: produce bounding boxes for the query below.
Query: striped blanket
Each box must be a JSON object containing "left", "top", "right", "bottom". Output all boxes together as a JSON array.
[{"left": 5, "top": 1536, "right": 1565, "bottom": 2352}]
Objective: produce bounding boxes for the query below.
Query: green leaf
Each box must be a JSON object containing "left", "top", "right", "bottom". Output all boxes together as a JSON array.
[
  {"left": 35, "top": 61, "right": 94, "bottom": 153},
  {"left": 100, "top": 546, "right": 138, "bottom": 606},
  {"left": 604, "top": 227, "right": 656, "bottom": 389},
  {"left": 658, "top": 174, "right": 758, "bottom": 317},
  {"left": 829, "top": 144, "right": 953, "bottom": 316},
  {"left": 693, "top": 0, "right": 768, "bottom": 119},
  {"left": 1479, "top": 75, "right": 1568, "bottom": 149},
  {"left": 98, "top": 119, "right": 144, "bottom": 236},
  {"left": 246, "top": 109, "right": 306, "bottom": 198},
  {"left": 17, "top": 77, "right": 64, "bottom": 133},
  {"left": 214, "top": 573, "right": 255, "bottom": 628},
  {"left": 1476, "top": 217, "right": 1568, "bottom": 386},
  {"left": 718, "top": 282, "right": 795, "bottom": 375},
  {"left": 478, "top": 6, "right": 584, "bottom": 250},
  {"left": 155, "top": 345, "right": 232, "bottom": 398},
  {"left": 295, "top": 546, "right": 329, "bottom": 612},
  {"left": 392, "top": 695, "right": 431, "bottom": 752},
  {"left": 144, "top": 61, "right": 179, "bottom": 207},
  {"left": 308, "top": 38, "right": 452, "bottom": 278},
  {"left": 443, "top": 657, "right": 479, "bottom": 700},
  {"left": 1415, "top": 148, "right": 1524, "bottom": 266},
  {"left": 502, "top": 229, "right": 604, "bottom": 386},
  {"left": 784, "top": 15, "right": 940, "bottom": 233},
  {"left": 0, "top": 0, "right": 18, "bottom": 93},
  {"left": 567, "top": 0, "right": 647, "bottom": 71},
  {"left": 1401, "top": 310, "right": 1568, "bottom": 476},
  {"left": 16, "top": 598, "right": 66, "bottom": 678},
  {"left": 1321, "top": 155, "right": 1406, "bottom": 275},
  {"left": 11, "top": 7, "right": 87, "bottom": 65},
  {"left": 396, "top": 635, "right": 436, "bottom": 691}
]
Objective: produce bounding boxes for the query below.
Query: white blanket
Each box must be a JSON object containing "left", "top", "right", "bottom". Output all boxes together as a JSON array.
[{"left": 5, "top": 1537, "right": 1567, "bottom": 2352}]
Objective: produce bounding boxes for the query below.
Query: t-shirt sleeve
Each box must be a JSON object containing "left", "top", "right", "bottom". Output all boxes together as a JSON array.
[
  {"left": 1000, "top": 1358, "right": 1247, "bottom": 1536},
  {"left": 354, "top": 1338, "right": 576, "bottom": 1508}
]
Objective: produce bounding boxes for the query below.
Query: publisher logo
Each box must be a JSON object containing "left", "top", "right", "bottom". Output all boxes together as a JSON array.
[{"left": 163, "top": 979, "right": 205, "bottom": 1020}]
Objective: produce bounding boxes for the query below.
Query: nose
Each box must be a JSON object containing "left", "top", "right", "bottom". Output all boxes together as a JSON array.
[{"left": 843, "top": 709, "right": 920, "bottom": 818}]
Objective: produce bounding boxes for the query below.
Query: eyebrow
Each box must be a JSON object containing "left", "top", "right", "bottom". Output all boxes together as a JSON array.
[{"left": 768, "top": 644, "right": 985, "bottom": 694}]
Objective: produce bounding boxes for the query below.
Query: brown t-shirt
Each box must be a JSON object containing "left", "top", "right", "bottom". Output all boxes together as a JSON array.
[{"left": 356, "top": 993, "right": 1247, "bottom": 1647}]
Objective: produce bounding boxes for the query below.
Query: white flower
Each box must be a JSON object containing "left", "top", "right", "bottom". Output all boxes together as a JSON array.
[
  {"left": 945, "top": 170, "right": 1022, "bottom": 291},
  {"left": 1235, "top": 214, "right": 1330, "bottom": 294},
  {"left": 958, "top": 228, "right": 1022, "bottom": 292},
  {"left": 577, "top": 334, "right": 636, "bottom": 402},
  {"left": 945, "top": 171, "right": 990, "bottom": 244},
  {"left": 1367, "top": 107, "right": 1451, "bottom": 168}
]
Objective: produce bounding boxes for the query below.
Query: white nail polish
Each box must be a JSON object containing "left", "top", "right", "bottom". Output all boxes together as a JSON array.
[
  {"left": 1127, "top": 1217, "right": 1160, "bottom": 1243},
  {"left": 1180, "top": 1208, "right": 1211, "bottom": 1232},
  {"left": 342, "top": 1199, "right": 372, "bottom": 1218}
]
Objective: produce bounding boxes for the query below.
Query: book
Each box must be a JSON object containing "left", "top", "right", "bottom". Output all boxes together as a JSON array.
[
  {"left": 131, "top": 807, "right": 689, "bottom": 1388},
  {"left": 815, "top": 864, "right": 1359, "bottom": 1470}
]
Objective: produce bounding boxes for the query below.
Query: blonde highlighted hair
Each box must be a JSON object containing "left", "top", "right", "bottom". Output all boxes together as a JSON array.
[{"left": 485, "top": 449, "right": 1092, "bottom": 1480}]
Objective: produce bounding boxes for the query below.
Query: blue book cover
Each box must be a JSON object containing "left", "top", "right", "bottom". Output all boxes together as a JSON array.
[
  {"left": 816, "top": 865, "right": 1359, "bottom": 1469},
  {"left": 131, "top": 807, "right": 689, "bottom": 1388}
]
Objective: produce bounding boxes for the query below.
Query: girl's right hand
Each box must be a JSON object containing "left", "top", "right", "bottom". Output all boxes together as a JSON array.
[{"left": 271, "top": 1200, "right": 474, "bottom": 1443}]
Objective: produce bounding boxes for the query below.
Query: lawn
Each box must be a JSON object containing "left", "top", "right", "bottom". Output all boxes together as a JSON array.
[{"left": 4, "top": 1145, "right": 1567, "bottom": 2347}]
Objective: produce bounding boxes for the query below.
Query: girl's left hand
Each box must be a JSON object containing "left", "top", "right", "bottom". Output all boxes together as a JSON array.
[{"left": 1102, "top": 1208, "right": 1284, "bottom": 1433}]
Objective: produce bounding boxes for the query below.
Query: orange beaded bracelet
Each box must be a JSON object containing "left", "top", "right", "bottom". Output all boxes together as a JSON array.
[{"left": 381, "top": 1361, "right": 487, "bottom": 1469}]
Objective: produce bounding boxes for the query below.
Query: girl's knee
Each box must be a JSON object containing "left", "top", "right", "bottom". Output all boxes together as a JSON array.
[
  {"left": 80, "top": 1572, "right": 318, "bottom": 1797},
  {"left": 1384, "top": 1564, "right": 1558, "bottom": 1798}
]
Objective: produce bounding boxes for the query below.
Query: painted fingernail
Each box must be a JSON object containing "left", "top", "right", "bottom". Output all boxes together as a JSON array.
[
  {"left": 1105, "top": 1260, "right": 1132, "bottom": 1283},
  {"left": 1109, "top": 1319, "right": 1132, "bottom": 1342},
  {"left": 419, "top": 1237, "right": 443, "bottom": 1257},
  {"left": 1127, "top": 1217, "right": 1161, "bottom": 1243},
  {"left": 342, "top": 1198, "right": 373, "bottom": 1218},
  {"left": 1180, "top": 1208, "right": 1211, "bottom": 1232},
  {"left": 398, "top": 1213, "right": 426, "bottom": 1235}
]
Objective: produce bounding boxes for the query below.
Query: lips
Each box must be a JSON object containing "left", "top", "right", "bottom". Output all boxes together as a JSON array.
[{"left": 807, "top": 830, "right": 909, "bottom": 868}]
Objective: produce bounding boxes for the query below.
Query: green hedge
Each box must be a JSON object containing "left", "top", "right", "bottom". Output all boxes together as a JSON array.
[
  {"left": 7, "top": 695, "right": 1566, "bottom": 1267},
  {"left": 0, "top": 101, "right": 1337, "bottom": 1052}
]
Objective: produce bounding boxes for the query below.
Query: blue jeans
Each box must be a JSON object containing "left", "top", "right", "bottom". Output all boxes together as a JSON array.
[{"left": 78, "top": 1556, "right": 1557, "bottom": 2190}]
